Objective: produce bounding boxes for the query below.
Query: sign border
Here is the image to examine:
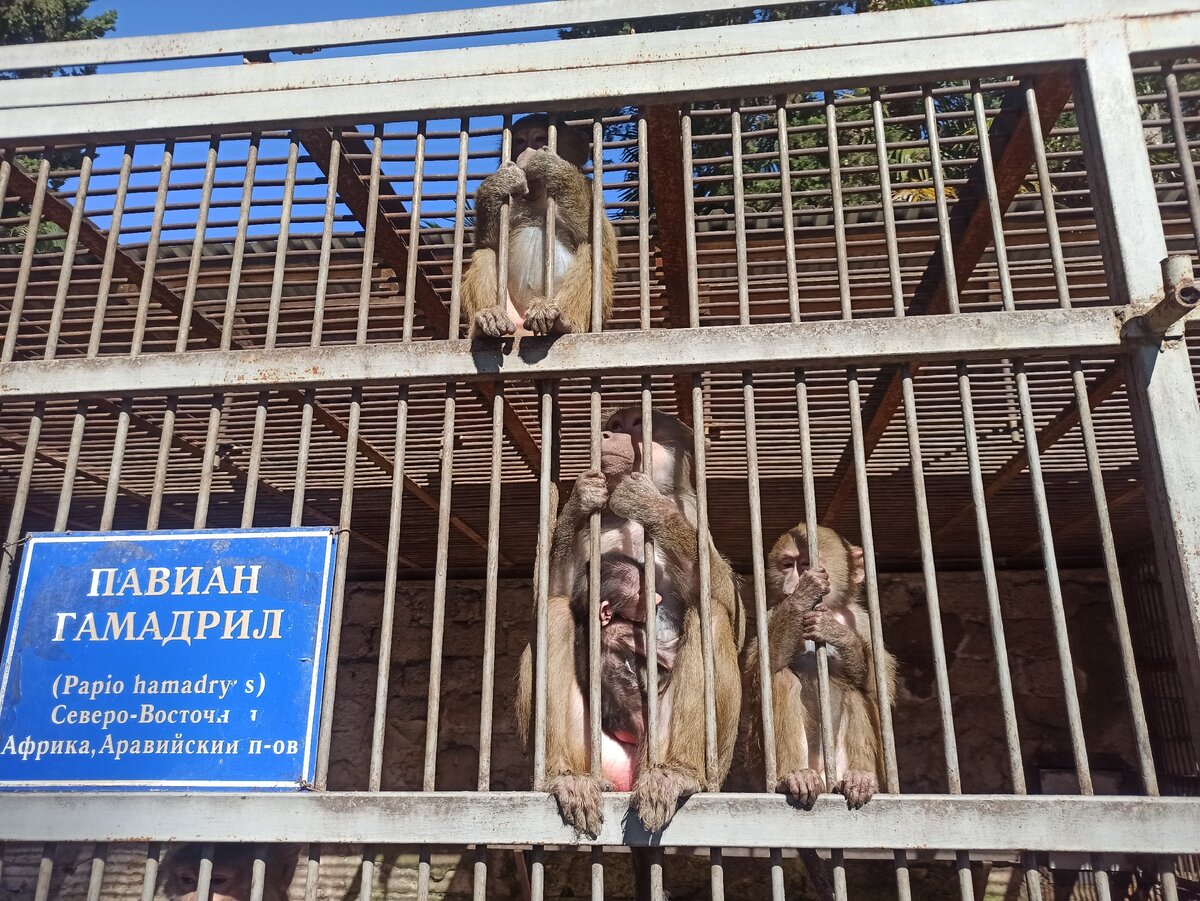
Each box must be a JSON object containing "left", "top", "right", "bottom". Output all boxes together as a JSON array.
[{"left": 0, "top": 527, "right": 337, "bottom": 791}]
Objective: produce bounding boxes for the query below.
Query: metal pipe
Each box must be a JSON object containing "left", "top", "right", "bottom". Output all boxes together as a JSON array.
[{"left": 1138, "top": 254, "right": 1199, "bottom": 334}]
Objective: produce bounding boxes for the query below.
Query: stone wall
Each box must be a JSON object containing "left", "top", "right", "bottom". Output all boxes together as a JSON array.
[{"left": 1, "top": 568, "right": 1150, "bottom": 900}]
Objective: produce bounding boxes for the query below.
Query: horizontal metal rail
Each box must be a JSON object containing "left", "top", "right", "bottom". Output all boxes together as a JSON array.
[
  {"left": 0, "top": 0, "right": 812, "bottom": 71},
  {"left": 0, "top": 308, "right": 1126, "bottom": 400},
  {"left": 0, "top": 793, "right": 1196, "bottom": 852},
  {"left": 1, "top": 0, "right": 1196, "bottom": 141}
]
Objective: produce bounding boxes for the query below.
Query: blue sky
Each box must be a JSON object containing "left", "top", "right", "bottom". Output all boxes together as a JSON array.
[{"left": 103, "top": 0, "right": 538, "bottom": 37}]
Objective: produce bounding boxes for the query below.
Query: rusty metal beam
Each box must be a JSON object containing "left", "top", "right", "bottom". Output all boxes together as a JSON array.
[
  {"left": 821, "top": 72, "right": 1074, "bottom": 523},
  {"left": 932, "top": 362, "right": 1124, "bottom": 542},
  {"left": 296, "top": 127, "right": 542, "bottom": 474},
  {"left": 645, "top": 104, "right": 695, "bottom": 426},
  {"left": 5, "top": 161, "right": 496, "bottom": 563}
]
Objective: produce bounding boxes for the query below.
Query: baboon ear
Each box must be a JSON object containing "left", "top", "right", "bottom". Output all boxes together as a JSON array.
[{"left": 849, "top": 544, "right": 866, "bottom": 585}]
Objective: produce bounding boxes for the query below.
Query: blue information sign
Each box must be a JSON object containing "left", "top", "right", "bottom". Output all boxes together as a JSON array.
[{"left": 0, "top": 528, "right": 337, "bottom": 791}]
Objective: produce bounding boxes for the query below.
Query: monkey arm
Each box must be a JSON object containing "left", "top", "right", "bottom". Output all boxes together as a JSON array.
[
  {"left": 520, "top": 148, "right": 594, "bottom": 246},
  {"left": 548, "top": 471, "right": 607, "bottom": 598},
  {"left": 473, "top": 161, "right": 529, "bottom": 249},
  {"left": 801, "top": 608, "right": 871, "bottom": 690}
]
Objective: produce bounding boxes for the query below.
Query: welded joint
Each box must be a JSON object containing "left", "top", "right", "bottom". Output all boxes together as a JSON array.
[{"left": 1122, "top": 254, "right": 1199, "bottom": 339}]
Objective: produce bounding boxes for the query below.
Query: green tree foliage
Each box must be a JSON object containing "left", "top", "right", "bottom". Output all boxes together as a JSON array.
[
  {"left": 0, "top": 0, "right": 118, "bottom": 252},
  {"left": 560, "top": 2, "right": 1018, "bottom": 215},
  {"left": 0, "top": 0, "right": 117, "bottom": 79}
]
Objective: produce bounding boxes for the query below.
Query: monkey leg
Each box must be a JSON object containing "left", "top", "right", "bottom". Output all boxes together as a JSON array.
[
  {"left": 460, "top": 247, "right": 516, "bottom": 338},
  {"left": 632, "top": 607, "right": 740, "bottom": 833},
  {"left": 526, "top": 242, "right": 595, "bottom": 335},
  {"left": 771, "top": 668, "right": 826, "bottom": 809},
  {"left": 540, "top": 595, "right": 606, "bottom": 837},
  {"left": 835, "top": 691, "right": 881, "bottom": 809}
]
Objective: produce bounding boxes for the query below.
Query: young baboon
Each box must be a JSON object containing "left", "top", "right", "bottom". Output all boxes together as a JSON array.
[
  {"left": 161, "top": 844, "right": 298, "bottom": 901},
  {"left": 743, "top": 523, "right": 896, "bottom": 810},
  {"left": 460, "top": 113, "right": 617, "bottom": 338}
]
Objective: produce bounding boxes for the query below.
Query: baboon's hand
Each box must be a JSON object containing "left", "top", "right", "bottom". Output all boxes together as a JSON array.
[
  {"left": 631, "top": 766, "right": 702, "bottom": 833},
  {"left": 607, "top": 471, "right": 672, "bottom": 526},
  {"left": 777, "top": 768, "right": 826, "bottom": 810},
  {"left": 523, "top": 301, "right": 562, "bottom": 336},
  {"left": 836, "top": 770, "right": 878, "bottom": 810},
  {"left": 482, "top": 159, "right": 529, "bottom": 198},
  {"left": 785, "top": 567, "right": 831, "bottom": 609},
  {"left": 473, "top": 305, "right": 516, "bottom": 338},
  {"left": 571, "top": 470, "right": 609, "bottom": 516},
  {"left": 548, "top": 772, "right": 606, "bottom": 838}
]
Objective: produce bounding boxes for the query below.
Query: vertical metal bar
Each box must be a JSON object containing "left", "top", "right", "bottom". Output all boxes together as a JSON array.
[
  {"left": 176, "top": 137, "right": 220, "bottom": 349},
  {"left": 589, "top": 846, "right": 603, "bottom": 901},
  {"left": 249, "top": 846, "right": 268, "bottom": 901},
  {"left": 532, "top": 383, "right": 556, "bottom": 788},
  {"left": 529, "top": 847, "right": 544, "bottom": 901},
  {"left": 0, "top": 403, "right": 44, "bottom": 620},
  {"left": 265, "top": 134, "right": 300, "bottom": 346},
  {"left": 292, "top": 393, "right": 316, "bottom": 526},
  {"left": 798, "top": 369, "right": 837, "bottom": 789},
  {"left": 314, "top": 388, "right": 360, "bottom": 787},
  {"left": 99, "top": 398, "right": 130, "bottom": 530},
  {"left": 730, "top": 101, "right": 750, "bottom": 324},
  {"left": 769, "top": 848, "right": 786, "bottom": 901},
  {"left": 32, "top": 843, "right": 55, "bottom": 901},
  {"left": 56, "top": 402, "right": 89, "bottom": 530},
  {"left": 404, "top": 120, "right": 426, "bottom": 342},
  {"left": 923, "top": 85, "right": 959, "bottom": 314},
  {"left": 1022, "top": 82, "right": 1071, "bottom": 309},
  {"left": 241, "top": 391, "right": 269, "bottom": 529},
  {"left": 710, "top": 848, "right": 725, "bottom": 901},
  {"left": 831, "top": 849, "right": 847, "bottom": 901},
  {"left": 1159, "top": 857, "right": 1180, "bottom": 901},
  {"left": 357, "top": 124, "right": 383, "bottom": 346},
  {"left": 955, "top": 852, "right": 974, "bottom": 901},
  {"left": 450, "top": 117, "right": 470, "bottom": 339},
  {"left": 220, "top": 131, "right": 260, "bottom": 351},
  {"left": 312, "top": 133, "right": 341, "bottom": 346},
  {"left": 1162, "top": 61, "right": 1200, "bottom": 259},
  {"left": 871, "top": 89, "right": 904, "bottom": 317},
  {"left": 44, "top": 148, "right": 95, "bottom": 359},
  {"left": 824, "top": 92, "right": 852, "bottom": 322},
  {"left": 472, "top": 847, "right": 489, "bottom": 901},
  {"left": 543, "top": 117, "right": 558, "bottom": 312},
  {"left": 478, "top": 385, "right": 503, "bottom": 789},
  {"left": 956, "top": 361, "right": 1024, "bottom": 789},
  {"left": 84, "top": 844, "right": 106, "bottom": 901},
  {"left": 691, "top": 384, "right": 719, "bottom": 782},
  {"left": 192, "top": 393, "right": 224, "bottom": 529},
  {"left": 130, "top": 140, "right": 175, "bottom": 355},
  {"left": 138, "top": 844, "right": 160, "bottom": 901},
  {"left": 1014, "top": 357, "right": 1093, "bottom": 792},
  {"left": 776, "top": 96, "right": 800, "bottom": 323},
  {"left": 591, "top": 118, "right": 605, "bottom": 331},
  {"left": 194, "top": 843, "right": 214, "bottom": 901},
  {"left": 86, "top": 144, "right": 134, "bottom": 358},
  {"left": 370, "top": 387, "right": 409, "bottom": 790},
  {"left": 638, "top": 114, "right": 651, "bottom": 330},
  {"left": 588, "top": 382, "right": 603, "bottom": 780},
  {"left": 423, "top": 391, "right": 456, "bottom": 789},
  {"left": 846, "top": 372, "right": 899, "bottom": 786},
  {"left": 303, "top": 844, "right": 320, "bottom": 901},
  {"left": 744, "top": 372, "right": 777, "bottom": 789},
  {"left": 642, "top": 383, "right": 660, "bottom": 766},
  {"left": 495, "top": 117, "right": 514, "bottom": 323},
  {"left": 2, "top": 152, "right": 50, "bottom": 363},
  {"left": 682, "top": 109, "right": 700, "bottom": 328},
  {"left": 901, "top": 371, "right": 961, "bottom": 792}
]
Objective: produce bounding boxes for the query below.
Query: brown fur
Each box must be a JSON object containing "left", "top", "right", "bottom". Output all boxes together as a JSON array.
[
  {"left": 515, "top": 407, "right": 745, "bottom": 841},
  {"left": 460, "top": 115, "right": 616, "bottom": 338},
  {"left": 162, "top": 844, "right": 298, "bottom": 901},
  {"left": 741, "top": 523, "right": 897, "bottom": 811}
]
